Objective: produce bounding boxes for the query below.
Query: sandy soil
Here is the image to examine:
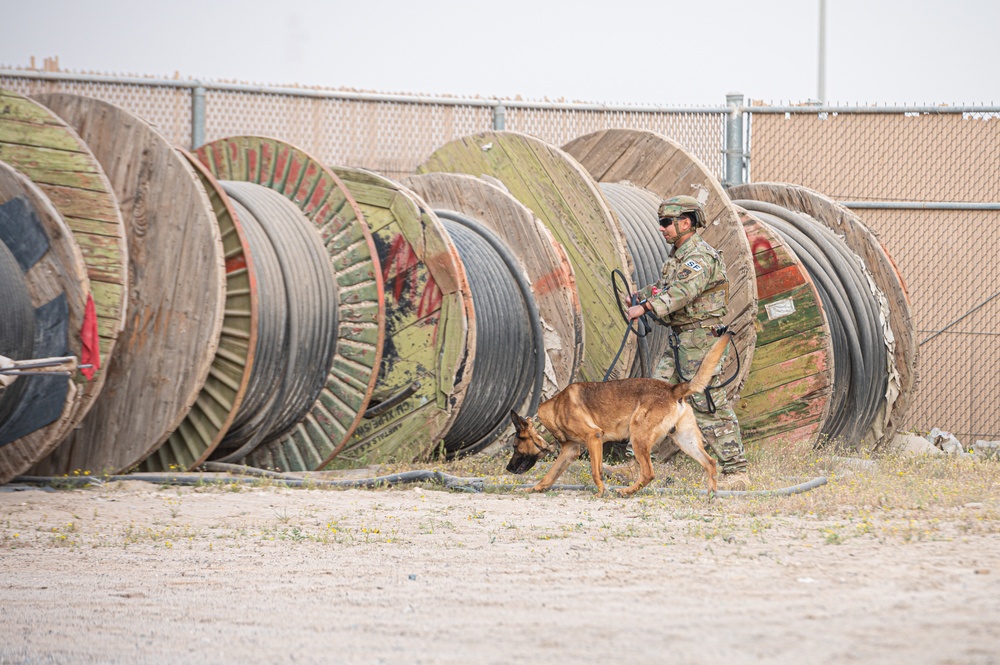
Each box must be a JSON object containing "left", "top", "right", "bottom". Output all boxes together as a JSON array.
[{"left": 1, "top": 478, "right": 999, "bottom": 665}]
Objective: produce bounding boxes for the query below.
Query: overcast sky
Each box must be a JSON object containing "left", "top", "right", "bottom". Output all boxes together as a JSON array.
[{"left": 2, "top": 0, "right": 997, "bottom": 106}]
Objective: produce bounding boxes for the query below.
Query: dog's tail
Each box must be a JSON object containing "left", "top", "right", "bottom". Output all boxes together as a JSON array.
[{"left": 676, "top": 332, "right": 733, "bottom": 399}]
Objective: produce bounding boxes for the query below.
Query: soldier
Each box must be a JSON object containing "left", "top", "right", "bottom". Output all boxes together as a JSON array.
[{"left": 611, "top": 195, "right": 749, "bottom": 491}]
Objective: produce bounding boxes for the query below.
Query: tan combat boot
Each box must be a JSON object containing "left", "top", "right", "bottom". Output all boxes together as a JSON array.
[{"left": 716, "top": 471, "right": 749, "bottom": 492}]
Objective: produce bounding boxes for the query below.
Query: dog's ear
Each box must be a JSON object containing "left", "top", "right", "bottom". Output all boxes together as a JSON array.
[{"left": 509, "top": 410, "right": 528, "bottom": 431}]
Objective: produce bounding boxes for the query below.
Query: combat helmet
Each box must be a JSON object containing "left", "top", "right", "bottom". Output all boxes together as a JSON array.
[{"left": 657, "top": 195, "right": 706, "bottom": 228}]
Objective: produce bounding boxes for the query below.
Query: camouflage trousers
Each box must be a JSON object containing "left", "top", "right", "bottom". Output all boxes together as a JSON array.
[{"left": 652, "top": 327, "right": 747, "bottom": 474}]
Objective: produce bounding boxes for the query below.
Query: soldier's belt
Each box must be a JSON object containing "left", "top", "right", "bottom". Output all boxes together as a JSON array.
[{"left": 671, "top": 317, "right": 724, "bottom": 333}]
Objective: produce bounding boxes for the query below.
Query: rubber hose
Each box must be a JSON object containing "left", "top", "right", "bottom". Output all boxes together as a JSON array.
[
  {"left": 0, "top": 239, "right": 35, "bottom": 429},
  {"left": 11, "top": 470, "right": 828, "bottom": 497},
  {"left": 437, "top": 212, "right": 542, "bottom": 457}
]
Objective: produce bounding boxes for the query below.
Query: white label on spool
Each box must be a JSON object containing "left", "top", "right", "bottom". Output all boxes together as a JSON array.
[{"left": 765, "top": 298, "right": 796, "bottom": 321}]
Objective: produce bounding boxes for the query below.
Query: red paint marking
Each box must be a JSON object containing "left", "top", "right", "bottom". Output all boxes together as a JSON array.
[
  {"left": 533, "top": 268, "right": 571, "bottom": 297},
  {"left": 225, "top": 255, "right": 247, "bottom": 274},
  {"left": 247, "top": 147, "right": 258, "bottom": 181},
  {"left": 273, "top": 146, "right": 289, "bottom": 189},
  {"left": 306, "top": 178, "right": 329, "bottom": 214},
  {"left": 757, "top": 265, "right": 806, "bottom": 300},
  {"left": 417, "top": 274, "right": 442, "bottom": 319},
  {"left": 382, "top": 235, "right": 442, "bottom": 318},
  {"left": 751, "top": 236, "right": 779, "bottom": 275},
  {"left": 285, "top": 155, "right": 303, "bottom": 197},
  {"left": 295, "top": 164, "right": 318, "bottom": 205}
]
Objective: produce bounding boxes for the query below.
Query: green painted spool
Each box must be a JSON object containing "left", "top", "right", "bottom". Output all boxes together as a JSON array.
[
  {"left": 0, "top": 88, "right": 127, "bottom": 434},
  {"left": 0, "top": 162, "right": 90, "bottom": 484},
  {"left": 196, "top": 137, "right": 386, "bottom": 470},
  {"left": 316, "top": 167, "right": 472, "bottom": 467}
]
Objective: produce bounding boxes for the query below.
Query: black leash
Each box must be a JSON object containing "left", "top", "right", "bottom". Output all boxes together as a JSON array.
[{"left": 603, "top": 270, "right": 652, "bottom": 382}]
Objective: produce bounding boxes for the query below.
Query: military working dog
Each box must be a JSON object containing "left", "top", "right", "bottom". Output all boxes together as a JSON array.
[{"left": 507, "top": 332, "right": 731, "bottom": 497}]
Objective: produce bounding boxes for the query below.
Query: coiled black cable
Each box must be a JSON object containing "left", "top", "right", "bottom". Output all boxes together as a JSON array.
[
  {"left": 599, "top": 182, "right": 673, "bottom": 378},
  {"left": 734, "top": 200, "right": 887, "bottom": 447},
  {"left": 436, "top": 211, "right": 543, "bottom": 457},
  {"left": 212, "top": 182, "right": 339, "bottom": 461},
  {"left": 0, "top": 238, "right": 34, "bottom": 429}
]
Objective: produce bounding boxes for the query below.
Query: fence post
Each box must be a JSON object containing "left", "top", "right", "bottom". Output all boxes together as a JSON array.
[
  {"left": 191, "top": 83, "right": 206, "bottom": 149},
  {"left": 725, "top": 92, "right": 745, "bottom": 187},
  {"left": 492, "top": 103, "right": 506, "bottom": 131}
]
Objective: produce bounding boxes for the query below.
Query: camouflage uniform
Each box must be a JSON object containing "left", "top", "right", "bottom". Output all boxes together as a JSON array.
[{"left": 638, "top": 233, "right": 748, "bottom": 474}]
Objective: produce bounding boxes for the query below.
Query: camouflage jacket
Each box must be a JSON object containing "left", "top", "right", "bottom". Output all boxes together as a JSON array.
[{"left": 640, "top": 233, "right": 728, "bottom": 327}]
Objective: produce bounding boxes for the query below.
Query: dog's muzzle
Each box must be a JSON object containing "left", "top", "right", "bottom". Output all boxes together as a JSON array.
[{"left": 506, "top": 452, "right": 539, "bottom": 474}]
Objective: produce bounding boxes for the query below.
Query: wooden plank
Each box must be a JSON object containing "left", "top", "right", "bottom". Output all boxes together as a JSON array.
[
  {"left": 754, "top": 283, "right": 825, "bottom": 346},
  {"left": 740, "top": 348, "right": 830, "bottom": 398},
  {"left": 29, "top": 93, "right": 225, "bottom": 476}
]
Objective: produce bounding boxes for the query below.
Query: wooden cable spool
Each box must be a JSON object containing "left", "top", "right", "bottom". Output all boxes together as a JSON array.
[
  {"left": 30, "top": 93, "right": 226, "bottom": 475},
  {"left": 0, "top": 88, "right": 127, "bottom": 432},
  {"left": 195, "top": 138, "right": 386, "bottom": 471},
  {"left": 735, "top": 206, "right": 833, "bottom": 445},
  {"left": 729, "top": 182, "right": 915, "bottom": 451},
  {"left": 141, "top": 153, "right": 259, "bottom": 471},
  {"left": 0, "top": 161, "right": 90, "bottom": 484},
  {"left": 303, "top": 167, "right": 472, "bottom": 467},
  {"left": 404, "top": 172, "right": 583, "bottom": 399},
  {"left": 418, "top": 131, "right": 635, "bottom": 383},
  {"left": 563, "top": 129, "right": 758, "bottom": 401}
]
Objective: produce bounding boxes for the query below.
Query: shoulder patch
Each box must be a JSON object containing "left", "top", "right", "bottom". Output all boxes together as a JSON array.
[
  {"left": 684, "top": 259, "right": 703, "bottom": 272},
  {"left": 676, "top": 268, "right": 692, "bottom": 280}
]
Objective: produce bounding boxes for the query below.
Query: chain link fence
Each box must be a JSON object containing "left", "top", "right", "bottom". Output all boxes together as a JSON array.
[{"left": 2, "top": 70, "right": 999, "bottom": 442}]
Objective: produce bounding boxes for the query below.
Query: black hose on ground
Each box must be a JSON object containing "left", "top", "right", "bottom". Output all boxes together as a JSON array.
[
  {"left": 11, "top": 466, "right": 828, "bottom": 498},
  {"left": 436, "top": 211, "right": 544, "bottom": 458}
]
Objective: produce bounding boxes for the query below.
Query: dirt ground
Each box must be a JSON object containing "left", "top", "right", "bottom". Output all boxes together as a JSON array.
[{"left": 1, "top": 464, "right": 999, "bottom": 665}]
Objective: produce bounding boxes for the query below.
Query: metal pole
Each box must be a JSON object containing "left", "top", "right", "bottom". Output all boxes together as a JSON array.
[
  {"left": 840, "top": 201, "right": 1000, "bottom": 211},
  {"left": 725, "top": 92, "right": 745, "bottom": 188},
  {"left": 818, "top": 0, "right": 827, "bottom": 103},
  {"left": 492, "top": 103, "right": 506, "bottom": 131},
  {"left": 191, "top": 83, "right": 206, "bottom": 149}
]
